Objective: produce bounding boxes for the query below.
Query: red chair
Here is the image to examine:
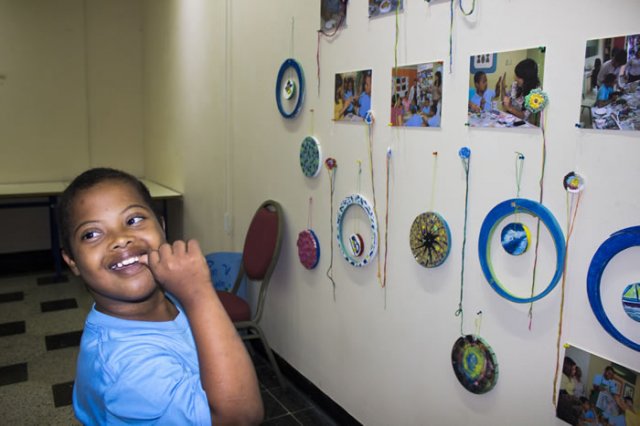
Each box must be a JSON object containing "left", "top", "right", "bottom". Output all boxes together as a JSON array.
[{"left": 216, "top": 200, "right": 285, "bottom": 388}]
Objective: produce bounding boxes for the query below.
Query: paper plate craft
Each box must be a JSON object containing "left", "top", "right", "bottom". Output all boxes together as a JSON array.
[
  {"left": 622, "top": 283, "right": 640, "bottom": 322},
  {"left": 336, "top": 194, "right": 378, "bottom": 267},
  {"left": 478, "top": 198, "right": 566, "bottom": 303},
  {"left": 297, "top": 229, "right": 321, "bottom": 270},
  {"left": 587, "top": 226, "right": 640, "bottom": 351},
  {"left": 563, "top": 172, "right": 585, "bottom": 193},
  {"left": 409, "top": 212, "right": 451, "bottom": 268},
  {"left": 500, "top": 222, "right": 531, "bottom": 256},
  {"left": 524, "top": 88, "right": 549, "bottom": 114},
  {"left": 275, "top": 58, "right": 305, "bottom": 119},
  {"left": 451, "top": 335, "right": 499, "bottom": 394},
  {"left": 299, "top": 136, "right": 322, "bottom": 178}
]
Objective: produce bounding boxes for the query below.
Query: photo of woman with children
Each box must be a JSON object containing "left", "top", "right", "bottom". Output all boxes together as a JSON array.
[
  {"left": 556, "top": 345, "right": 639, "bottom": 426},
  {"left": 389, "top": 61, "right": 443, "bottom": 128},
  {"left": 579, "top": 33, "right": 640, "bottom": 131},
  {"left": 467, "top": 47, "right": 546, "bottom": 128},
  {"left": 334, "top": 69, "right": 373, "bottom": 122}
]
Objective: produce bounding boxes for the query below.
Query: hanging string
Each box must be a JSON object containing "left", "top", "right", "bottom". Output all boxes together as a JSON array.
[
  {"left": 552, "top": 190, "right": 583, "bottom": 406},
  {"left": 448, "top": 0, "right": 477, "bottom": 73},
  {"left": 355, "top": 160, "right": 362, "bottom": 235},
  {"left": 429, "top": 152, "right": 439, "bottom": 212},
  {"left": 394, "top": 1, "right": 399, "bottom": 77},
  {"left": 474, "top": 311, "right": 483, "bottom": 338},
  {"left": 515, "top": 152, "right": 525, "bottom": 198},
  {"left": 325, "top": 160, "right": 338, "bottom": 300},
  {"left": 307, "top": 196, "right": 313, "bottom": 229},
  {"left": 290, "top": 17, "right": 295, "bottom": 58},
  {"left": 310, "top": 109, "right": 315, "bottom": 135},
  {"left": 455, "top": 147, "right": 471, "bottom": 336},
  {"left": 366, "top": 117, "right": 383, "bottom": 287},
  {"left": 527, "top": 109, "right": 548, "bottom": 330},
  {"left": 383, "top": 148, "right": 392, "bottom": 290},
  {"left": 317, "top": 1, "right": 348, "bottom": 95}
]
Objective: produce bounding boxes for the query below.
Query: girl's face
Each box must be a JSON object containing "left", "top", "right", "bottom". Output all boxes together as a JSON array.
[
  {"left": 515, "top": 75, "right": 524, "bottom": 87},
  {"left": 62, "top": 180, "right": 166, "bottom": 313}
]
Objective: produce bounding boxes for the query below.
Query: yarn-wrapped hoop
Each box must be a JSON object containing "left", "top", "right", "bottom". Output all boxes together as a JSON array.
[
  {"left": 451, "top": 335, "right": 499, "bottom": 394},
  {"left": 275, "top": 58, "right": 305, "bottom": 119}
]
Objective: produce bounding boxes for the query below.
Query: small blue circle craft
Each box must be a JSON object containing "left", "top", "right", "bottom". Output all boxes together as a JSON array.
[
  {"left": 622, "top": 283, "right": 640, "bottom": 323},
  {"left": 299, "top": 136, "right": 322, "bottom": 178},
  {"left": 500, "top": 222, "right": 531, "bottom": 256},
  {"left": 297, "top": 229, "right": 321, "bottom": 270},
  {"left": 336, "top": 194, "right": 378, "bottom": 267},
  {"left": 478, "top": 198, "right": 566, "bottom": 303},
  {"left": 587, "top": 226, "right": 640, "bottom": 352},
  {"left": 275, "top": 58, "right": 305, "bottom": 119},
  {"left": 409, "top": 212, "right": 451, "bottom": 268},
  {"left": 451, "top": 335, "right": 499, "bottom": 394}
]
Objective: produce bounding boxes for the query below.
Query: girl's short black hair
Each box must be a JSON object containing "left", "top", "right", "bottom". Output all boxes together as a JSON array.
[{"left": 57, "top": 168, "right": 159, "bottom": 256}]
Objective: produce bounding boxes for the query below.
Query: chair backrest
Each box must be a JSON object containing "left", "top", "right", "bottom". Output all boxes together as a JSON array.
[{"left": 237, "top": 200, "right": 283, "bottom": 323}]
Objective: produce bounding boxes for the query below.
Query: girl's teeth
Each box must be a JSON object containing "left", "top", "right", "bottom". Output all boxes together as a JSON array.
[{"left": 114, "top": 256, "right": 139, "bottom": 269}]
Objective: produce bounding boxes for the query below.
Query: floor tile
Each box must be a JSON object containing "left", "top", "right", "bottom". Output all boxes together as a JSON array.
[
  {"left": 45, "top": 330, "right": 83, "bottom": 351},
  {"left": 52, "top": 380, "right": 74, "bottom": 407},
  {"left": 41, "top": 298, "right": 78, "bottom": 312},
  {"left": 0, "top": 320, "right": 26, "bottom": 337},
  {"left": 269, "top": 386, "right": 313, "bottom": 413},
  {"left": 262, "top": 413, "right": 301, "bottom": 425},
  {"left": 0, "top": 362, "right": 28, "bottom": 386},
  {"left": 262, "top": 389, "right": 287, "bottom": 420},
  {"left": 293, "top": 407, "right": 338, "bottom": 426},
  {"left": 0, "top": 291, "right": 24, "bottom": 303}
]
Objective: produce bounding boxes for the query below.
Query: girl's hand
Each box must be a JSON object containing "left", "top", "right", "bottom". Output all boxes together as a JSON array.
[
  {"left": 140, "top": 240, "right": 213, "bottom": 307},
  {"left": 502, "top": 95, "right": 511, "bottom": 112}
]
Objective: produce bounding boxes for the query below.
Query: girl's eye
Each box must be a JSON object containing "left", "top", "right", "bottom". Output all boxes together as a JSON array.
[
  {"left": 81, "top": 230, "right": 99, "bottom": 241},
  {"left": 127, "top": 216, "right": 145, "bottom": 226}
]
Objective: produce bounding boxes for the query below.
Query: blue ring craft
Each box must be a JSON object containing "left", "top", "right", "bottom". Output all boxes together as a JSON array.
[
  {"left": 336, "top": 194, "right": 378, "bottom": 267},
  {"left": 275, "top": 58, "right": 305, "bottom": 119},
  {"left": 478, "top": 198, "right": 566, "bottom": 303},
  {"left": 587, "top": 226, "right": 640, "bottom": 352}
]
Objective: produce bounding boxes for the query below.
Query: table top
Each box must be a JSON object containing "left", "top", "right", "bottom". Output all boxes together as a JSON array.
[
  {"left": 0, "top": 179, "right": 182, "bottom": 200},
  {"left": 468, "top": 110, "right": 535, "bottom": 129},
  {"left": 591, "top": 84, "right": 640, "bottom": 130}
]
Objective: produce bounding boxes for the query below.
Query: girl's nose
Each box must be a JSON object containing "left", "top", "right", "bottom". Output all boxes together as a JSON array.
[{"left": 111, "top": 234, "right": 133, "bottom": 250}]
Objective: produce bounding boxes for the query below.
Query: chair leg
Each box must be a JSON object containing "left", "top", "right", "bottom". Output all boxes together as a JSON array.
[{"left": 249, "top": 324, "right": 286, "bottom": 390}]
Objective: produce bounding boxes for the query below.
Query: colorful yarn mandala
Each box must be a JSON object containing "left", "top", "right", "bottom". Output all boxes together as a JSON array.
[{"left": 524, "top": 88, "right": 549, "bottom": 114}]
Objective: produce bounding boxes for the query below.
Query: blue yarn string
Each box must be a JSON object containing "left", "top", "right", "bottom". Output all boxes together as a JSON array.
[{"left": 456, "top": 149, "right": 471, "bottom": 336}]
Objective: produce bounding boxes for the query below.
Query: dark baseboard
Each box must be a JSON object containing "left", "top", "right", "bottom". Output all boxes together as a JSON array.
[
  {"left": 0, "top": 250, "right": 57, "bottom": 276},
  {"left": 251, "top": 342, "right": 362, "bottom": 426}
]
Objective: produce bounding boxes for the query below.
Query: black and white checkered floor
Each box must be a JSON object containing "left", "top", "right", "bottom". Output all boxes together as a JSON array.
[{"left": 0, "top": 270, "right": 339, "bottom": 425}]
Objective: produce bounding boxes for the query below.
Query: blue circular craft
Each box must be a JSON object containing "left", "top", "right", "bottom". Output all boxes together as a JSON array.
[
  {"left": 336, "top": 194, "right": 378, "bottom": 267},
  {"left": 299, "top": 136, "right": 322, "bottom": 178},
  {"left": 478, "top": 198, "right": 566, "bottom": 303},
  {"left": 275, "top": 58, "right": 305, "bottom": 119},
  {"left": 500, "top": 222, "right": 531, "bottom": 256},
  {"left": 587, "top": 226, "right": 640, "bottom": 352}
]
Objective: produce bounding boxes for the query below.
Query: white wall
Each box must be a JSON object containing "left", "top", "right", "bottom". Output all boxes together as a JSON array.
[
  {"left": 0, "top": 0, "right": 144, "bottom": 253},
  {"left": 223, "top": 1, "right": 640, "bottom": 425}
]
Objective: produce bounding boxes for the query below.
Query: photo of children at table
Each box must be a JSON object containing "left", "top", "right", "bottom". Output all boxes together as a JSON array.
[
  {"left": 334, "top": 70, "right": 372, "bottom": 122},
  {"left": 579, "top": 33, "right": 640, "bottom": 130},
  {"left": 557, "top": 345, "right": 640, "bottom": 426},
  {"left": 389, "top": 61, "right": 443, "bottom": 128},
  {"left": 467, "top": 47, "right": 545, "bottom": 128}
]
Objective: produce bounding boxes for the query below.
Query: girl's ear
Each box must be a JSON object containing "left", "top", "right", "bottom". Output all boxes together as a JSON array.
[{"left": 61, "top": 250, "right": 81, "bottom": 276}]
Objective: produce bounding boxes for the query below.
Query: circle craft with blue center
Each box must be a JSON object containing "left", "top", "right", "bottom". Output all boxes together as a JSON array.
[
  {"left": 275, "top": 58, "right": 305, "bottom": 119},
  {"left": 587, "top": 226, "right": 640, "bottom": 351},
  {"left": 500, "top": 222, "right": 531, "bottom": 256},
  {"left": 409, "top": 212, "right": 451, "bottom": 268},
  {"left": 336, "top": 194, "right": 378, "bottom": 267},
  {"left": 478, "top": 198, "right": 566, "bottom": 303},
  {"left": 451, "top": 335, "right": 499, "bottom": 394},
  {"left": 299, "top": 136, "right": 322, "bottom": 178}
]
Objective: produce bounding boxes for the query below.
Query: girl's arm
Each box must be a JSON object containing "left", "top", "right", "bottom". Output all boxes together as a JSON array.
[{"left": 143, "top": 240, "right": 263, "bottom": 425}]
